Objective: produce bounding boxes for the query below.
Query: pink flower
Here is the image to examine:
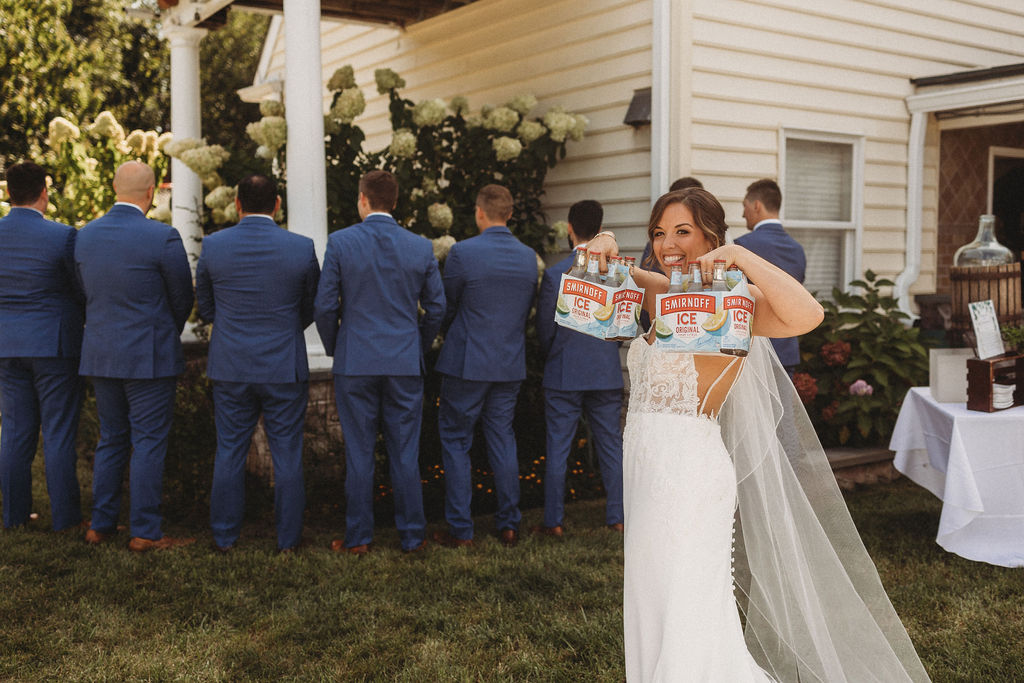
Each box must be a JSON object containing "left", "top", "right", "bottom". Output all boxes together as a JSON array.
[
  {"left": 848, "top": 379, "right": 874, "bottom": 396},
  {"left": 792, "top": 372, "right": 819, "bottom": 404}
]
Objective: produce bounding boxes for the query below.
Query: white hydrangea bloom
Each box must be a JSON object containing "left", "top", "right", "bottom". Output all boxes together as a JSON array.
[
  {"left": 259, "top": 99, "right": 284, "bottom": 117},
  {"left": 124, "top": 129, "right": 146, "bottom": 154},
  {"left": 421, "top": 177, "right": 439, "bottom": 193},
  {"left": 427, "top": 203, "right": 453, "bottom": 230},
  {"left": 143, "top": 131, "right": 160, "bottom": 156},
  {"left": 149, "top": 201, "right": 172, "bottom": 224},
  {"left": 413, "top": 98, "right": 447, "bottom": 127},
  {"left": 465, "top": 114, "right": 484, "bottom": 128},
  {"left": 536, "top": 253, "right": 547, "bottom": 283},
  {"left": 516, "top": 120, "right": 546, "bottom": 144},
  {"left": 179, "top": 145, "right": 230, "bottom": 177},
  {"left": 389, "top": 129, "right": 417, "bottom": 159},
  {"left": 432, "top": 234, "right": 457, "bottom": 261},
  {"left": 201, "top": 172, "right": 224, "bottom": 189},
  {"left": 323, "top": 115, "right": 342, "bottom": 136},
  {"left": 507, "top": 93, "right": 537, "bottom": 116},
  {"left": 449, "top": 96, "right": 470, "bottom": 115},
  {"left": 492, "top": 136, "right": 523, "bottom": 162},
  {"left": 569, "top": 113, "right": 588, "bottom": 141},
  {"left": 162, "top": 137, "right": 204, "bottom": 158},
  {"left": 328, "top": 65, "right": 356, "bottom": 92},
  {"left": 374, "top": 68, "right": 406, "bottom": 94},
  {"left": 330, "top": 88, "right": 366, "bottom": 124},
  {"left": 204, "top": 185, "right": 237, "bottom": 210},
  {"left": 156, "top": 132, "right": 175, "bottom": 154},
  {"left": 543, "top": 107, "right": 575, "bottom": 143},
  {"left": 47, "top": 117, "right": 80, "bottom": 146},
  {"left": 484, "top": 106, "right": 519, "bottom": 132},
  {"left": 247, "top": 116, "right": 287, "bottom": 150},
  {"left": 255, "top": 145, "right": 274, "bottom": 160},
  {"left": 89, "top": 111, "right": 125, "bottom": 142},
  {"left": 552, "top": 220, "right": 569, "bottom": 240}
]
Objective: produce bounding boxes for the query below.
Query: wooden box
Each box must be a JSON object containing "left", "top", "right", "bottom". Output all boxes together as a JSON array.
[{"left": 966, "top": 353, "right": 1024, "bottom": 412}]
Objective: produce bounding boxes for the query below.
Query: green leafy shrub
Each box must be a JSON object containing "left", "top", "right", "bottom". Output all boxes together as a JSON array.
[{"left": 796, "top": 271, "right": 932, "bottom": 447}]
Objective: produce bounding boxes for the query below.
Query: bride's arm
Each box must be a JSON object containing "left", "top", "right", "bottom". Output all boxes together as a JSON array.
[{"left": 695, "top": 244, "right": 823, "bottom": 338}]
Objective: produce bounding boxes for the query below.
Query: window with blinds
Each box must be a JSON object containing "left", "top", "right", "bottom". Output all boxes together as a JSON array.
[{"left": 781, "top": 131, "right": 863, "bottom": 296}]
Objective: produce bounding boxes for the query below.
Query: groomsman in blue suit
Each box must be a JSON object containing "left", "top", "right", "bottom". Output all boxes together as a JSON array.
[
  {"left": 433, "top": 184, "right": 538, "bottom": 548},
  {"left": 534, "top": 200, "right": 624, "bottom": 537},
  {"left": 75, "top": 161, "right": 195, "bottom": 551},
  {"left": 0, "top": 162, "right": 85, "bottom": 531},
  {"left": 736, "top": 179, "right": 807, "bottom": 374},
  {"left": 196, "top": 175, "right": 320, "bottom": 552},
  {"left": 314, "top": 170, "right": 445, "bottom": 555}
]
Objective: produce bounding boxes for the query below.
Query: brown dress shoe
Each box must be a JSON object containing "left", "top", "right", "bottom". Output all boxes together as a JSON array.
[
  {"left": 84, "top": 528, "right": 112, "bottom": 544},
  {"left": 403, "top": 539, "right": 428, "bottom": 554},
  {"left": 329, "top": 539, "right": 369, "bottom": 554},
  {"left": 432, "top": 530, "right": 474, "bottom": 548},
  {"left": 530, "top": 524, "right": 564, "bottom": 537},
  {"left": 128, "top": 536, "right": 196, "bottom": 552},
  {"left": 607, "top": 523, "right": 624, "bottom": 533},
  {"left": 500, "top": 528, "right": 519, "bottom": 547}
]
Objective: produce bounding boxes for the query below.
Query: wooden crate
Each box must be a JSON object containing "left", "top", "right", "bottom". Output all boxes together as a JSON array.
[
  {"left": 950, "top": 263, "right": 1022, "bottom": 346},
  {"left": 966, "top": 354, "right": 1024, "bottom": 412}
]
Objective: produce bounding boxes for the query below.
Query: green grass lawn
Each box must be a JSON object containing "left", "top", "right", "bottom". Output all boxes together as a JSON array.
[{"left": 1, "top": 464, "right": 1021, "bottom": 681}]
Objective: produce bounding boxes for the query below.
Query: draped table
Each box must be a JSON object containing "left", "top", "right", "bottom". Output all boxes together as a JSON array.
[{"left": 889, "top": 387, "right": 1024, "bottom": 567}]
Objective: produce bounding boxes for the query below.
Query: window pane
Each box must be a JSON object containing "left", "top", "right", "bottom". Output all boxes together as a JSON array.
[
  {"left": 785, "top": 138, "right": 852, "bottom": 222},
  {"left": 788, "top": 228, "right": 844, "bottom": 298}
]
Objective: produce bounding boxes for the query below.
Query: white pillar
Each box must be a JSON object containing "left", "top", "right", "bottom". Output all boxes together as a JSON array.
[
  {"left": 283, "top": 1, "right": 328, "bottom": 261},
  {"left": 165, "top": 26, "right": 207, "bottom": 270},
  {"left": 650, "top": 0, "right": 671, "bottom": 203},
  {"left": 282, "top": 1, "right": 331, "bottom": 368}
]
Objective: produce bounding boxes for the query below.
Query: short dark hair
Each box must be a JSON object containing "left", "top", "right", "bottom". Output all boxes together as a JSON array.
[
  {"left": 476, "top": 184, "right": 514, "bottom": 223},
  {"left": 236, "top": 174, "right": 278, "bottom": 215},
  {"left": 668, "top": 176, "right": 703, "bottom": 192},
  {"left": 359, "top": 170, "right": 399, "bottom": 211},
  {"left": 4, "top": 162, "right": 47, "bottom": 206},
  {"left": 567, "top": 200, "right": 603, "bottom": 240},
  {"left": 745, "top": 178, "right": 782, "bottom": 213}
]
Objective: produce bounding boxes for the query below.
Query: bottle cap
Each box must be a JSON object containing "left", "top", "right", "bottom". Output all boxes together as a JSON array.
[{"left": 714, "top": 259, "right": 726, "bottom": 264}]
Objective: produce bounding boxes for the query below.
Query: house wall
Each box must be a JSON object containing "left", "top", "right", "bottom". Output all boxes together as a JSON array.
[
  {"left": 259, "top": 0, "right": 655, "bottom": 250},
  {"left": 255, "top": 0, "right": 1024, "bottom": 296}
]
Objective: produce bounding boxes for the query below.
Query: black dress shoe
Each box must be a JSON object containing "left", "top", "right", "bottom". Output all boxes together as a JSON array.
[{"left": 500, "top": 528, "right": 519, "bottom": 547}]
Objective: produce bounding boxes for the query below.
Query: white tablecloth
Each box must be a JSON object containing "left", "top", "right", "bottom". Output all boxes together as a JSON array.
[{"left": 890, "top": 387, "right": 1024, "bottom": 567}]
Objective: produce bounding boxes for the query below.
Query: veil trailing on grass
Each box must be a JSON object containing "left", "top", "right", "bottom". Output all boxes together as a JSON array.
[{"left": 720, "top": 337, "right": 930, "bottom": 682}]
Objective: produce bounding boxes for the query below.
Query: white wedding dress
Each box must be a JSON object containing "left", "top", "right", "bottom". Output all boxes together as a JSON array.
[{"left": 621, "top": 337, "right": 932, "bottom": 683}]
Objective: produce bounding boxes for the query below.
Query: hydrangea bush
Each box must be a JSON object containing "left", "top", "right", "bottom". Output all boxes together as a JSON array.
[{"left": 796, "top": 270, "right": 931, "bottom": 447}]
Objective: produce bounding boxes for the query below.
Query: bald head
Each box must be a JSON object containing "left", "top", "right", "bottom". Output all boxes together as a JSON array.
[{"left": 113, "top": 161, "right": 156, "bottom": 209}]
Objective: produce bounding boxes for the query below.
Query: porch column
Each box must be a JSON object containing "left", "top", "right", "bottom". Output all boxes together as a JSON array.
[
  {"left": 165, "top": 25, "right": 207, "bottom": 269},
  {"left": 282, "top": 1, "right": 330, "bottom": 366}
]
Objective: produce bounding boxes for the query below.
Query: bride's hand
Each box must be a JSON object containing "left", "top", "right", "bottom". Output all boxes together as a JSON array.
[
  {"left": 694, "top": 244, "right": 747, "bottom": 283},
  {"left": 584, "top": 231, "right": 619, "bottom": 274}
]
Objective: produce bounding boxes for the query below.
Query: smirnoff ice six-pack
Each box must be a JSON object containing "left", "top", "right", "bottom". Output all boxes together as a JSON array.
[
  {"left": 554, "top": 270, "right": 644, "bottom": 341},
  {"left": 653, "top": 273, "right": 754, "bottom": 355}
]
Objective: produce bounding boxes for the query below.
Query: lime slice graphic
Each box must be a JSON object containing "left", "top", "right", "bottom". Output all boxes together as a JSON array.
[
  {"left": 556, "top": 295, "right": 569, "bottom": 315},
  {"left": 702, "top": 309, "right": 729, "bottom": 336},
  {"left": 634, "top": 305, "right": 642, "bottom": 323},
  {"left": 654, "top": 318, "right": 673, "bottom": 339},
  {"left": 594, "top": 303, "right": 614, "bottom": 322}
]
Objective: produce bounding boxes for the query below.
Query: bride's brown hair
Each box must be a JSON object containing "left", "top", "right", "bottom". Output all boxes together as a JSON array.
[{"left": 642, "top": 188, "right": 729, "bottom": 269}]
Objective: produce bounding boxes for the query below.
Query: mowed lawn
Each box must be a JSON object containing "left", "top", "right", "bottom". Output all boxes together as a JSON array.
[{"left": 1, "top": 458, "right": 1021, "bottom": 681}]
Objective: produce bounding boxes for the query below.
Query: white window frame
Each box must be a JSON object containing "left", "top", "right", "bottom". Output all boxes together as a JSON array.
[
  {"left": 987, "top": 145, "right": 1024, "bottom": 214},
  {"left": 778, "top": 128, "right": 864, "bottom": 294}
]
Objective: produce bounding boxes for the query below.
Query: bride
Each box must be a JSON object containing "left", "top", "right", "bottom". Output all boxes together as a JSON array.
[{"left": 588, "top": 189, "right": 930, "bottom": 682}]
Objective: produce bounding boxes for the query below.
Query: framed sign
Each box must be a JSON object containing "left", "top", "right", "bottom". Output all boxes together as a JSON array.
[{"left": 968, "top": 299, "right": 1006, "bottom": 360}]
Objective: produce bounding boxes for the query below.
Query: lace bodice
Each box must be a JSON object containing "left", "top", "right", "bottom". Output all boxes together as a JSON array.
[{"left": 626, "top": 337, "right": 743, "bottom": 418}]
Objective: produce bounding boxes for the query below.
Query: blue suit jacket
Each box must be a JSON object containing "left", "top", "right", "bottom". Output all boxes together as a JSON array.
[
  {"left": 196, "top": 216, "right": 320, "bottom": 383},
  {"left": 314, "top": 213, "right": 445, "bottom": 377},
  {"left": 537, "top": 253, "right": 623, "bottom": 391},
  {"left": 734, "top": 221, "right": 807, "bottom": 367},
  {"left": 435, "top": 225, "right": 538, "bottom": 382},
  {"left": 0, "top": 208, "right": 84, "bottom": 358},
  {"left": 75, "top": 204, "right": 194, "bottom": 378}
]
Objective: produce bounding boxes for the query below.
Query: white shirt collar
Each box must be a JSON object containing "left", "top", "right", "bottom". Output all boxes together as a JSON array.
[
  {"left": 752, "top": 218, "right": 780, "bottom": 231},
  {"left": 114, "top": 201, "right": 146, "bottom": 215},
  {"left": 366, "top": 211, "right": 392, "bottom": 219},
  {"left": 244, "top": 213, "right": 276, "bottom": 221}
]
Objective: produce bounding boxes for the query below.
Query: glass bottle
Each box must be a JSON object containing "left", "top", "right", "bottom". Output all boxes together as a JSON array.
[
  {"left": 953, "top": 214, "right": 1015, "bottom": 267},
  {"left": 582, "top": 250, "right": 604, "bottom": 284},
  {"left": 710, "top": 259, "right": 729, "bottom": 291},
  {"left": 686, "top": 261, "right": 704, "bottom": 292},
  {"left": 568, "top": 245, "right": 588, "bottom": 277},
  {"left": 608, "top": 256, "right": 625, "bottom": 288},
  {"left": 666, "top": 264, "right": 686, "bottom": 293},
  {"left": 725, "top": 266, "right": 745, "bottom": 290}
]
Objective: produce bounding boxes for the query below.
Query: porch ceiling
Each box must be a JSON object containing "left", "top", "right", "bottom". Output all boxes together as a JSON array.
[{"left": 227, "top": 0, "right": 479, "bottom": 27}]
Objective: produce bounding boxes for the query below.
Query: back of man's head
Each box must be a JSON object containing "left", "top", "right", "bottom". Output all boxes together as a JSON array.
[
  {"left": 359, "top": 170, "right": 399, "bottom": 212},
  {"left": 669, "top": 176, "right": 703, "bottom": 192},
  {"left": 113, "top": 161, "right": 156, "bottom": 203},
  {"left": 745, "top": 178, "right": 782, "bottom": 214},
  {"left": 4, "top": 161, "right": 47, "bottom": 206},
  {"left": 236, "top": 174, "right": 278, "bottom": 215},
  {"left": 567, "top": 199, "right": 603, "bottom": 241},
  {"left": 476, "top": 184, "right": 514, "bottom": 224}
]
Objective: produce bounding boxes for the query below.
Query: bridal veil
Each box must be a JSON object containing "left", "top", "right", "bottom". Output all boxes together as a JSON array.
[{"left": 719, "top": 337, "right": 930, "bottom": 682}]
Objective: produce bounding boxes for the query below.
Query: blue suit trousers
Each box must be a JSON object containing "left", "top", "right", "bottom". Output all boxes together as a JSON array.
[
  {"left": 210, "top": 381, "right": 307, "bottom": 550},
  {"left": 334, "top": 374, "right": 426, "bottom": 551},
  {"left": 0, "top": 357, "right": 83, "bottom": 530},
  {"left": 543, "top": 388, "right": 624, "bottom": 528},
  {"left": 90, "top": 377, "right": 176, "bottom": 540},
  {"left": 438, "top": 376, "right": 522, "bottom": 539}
]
